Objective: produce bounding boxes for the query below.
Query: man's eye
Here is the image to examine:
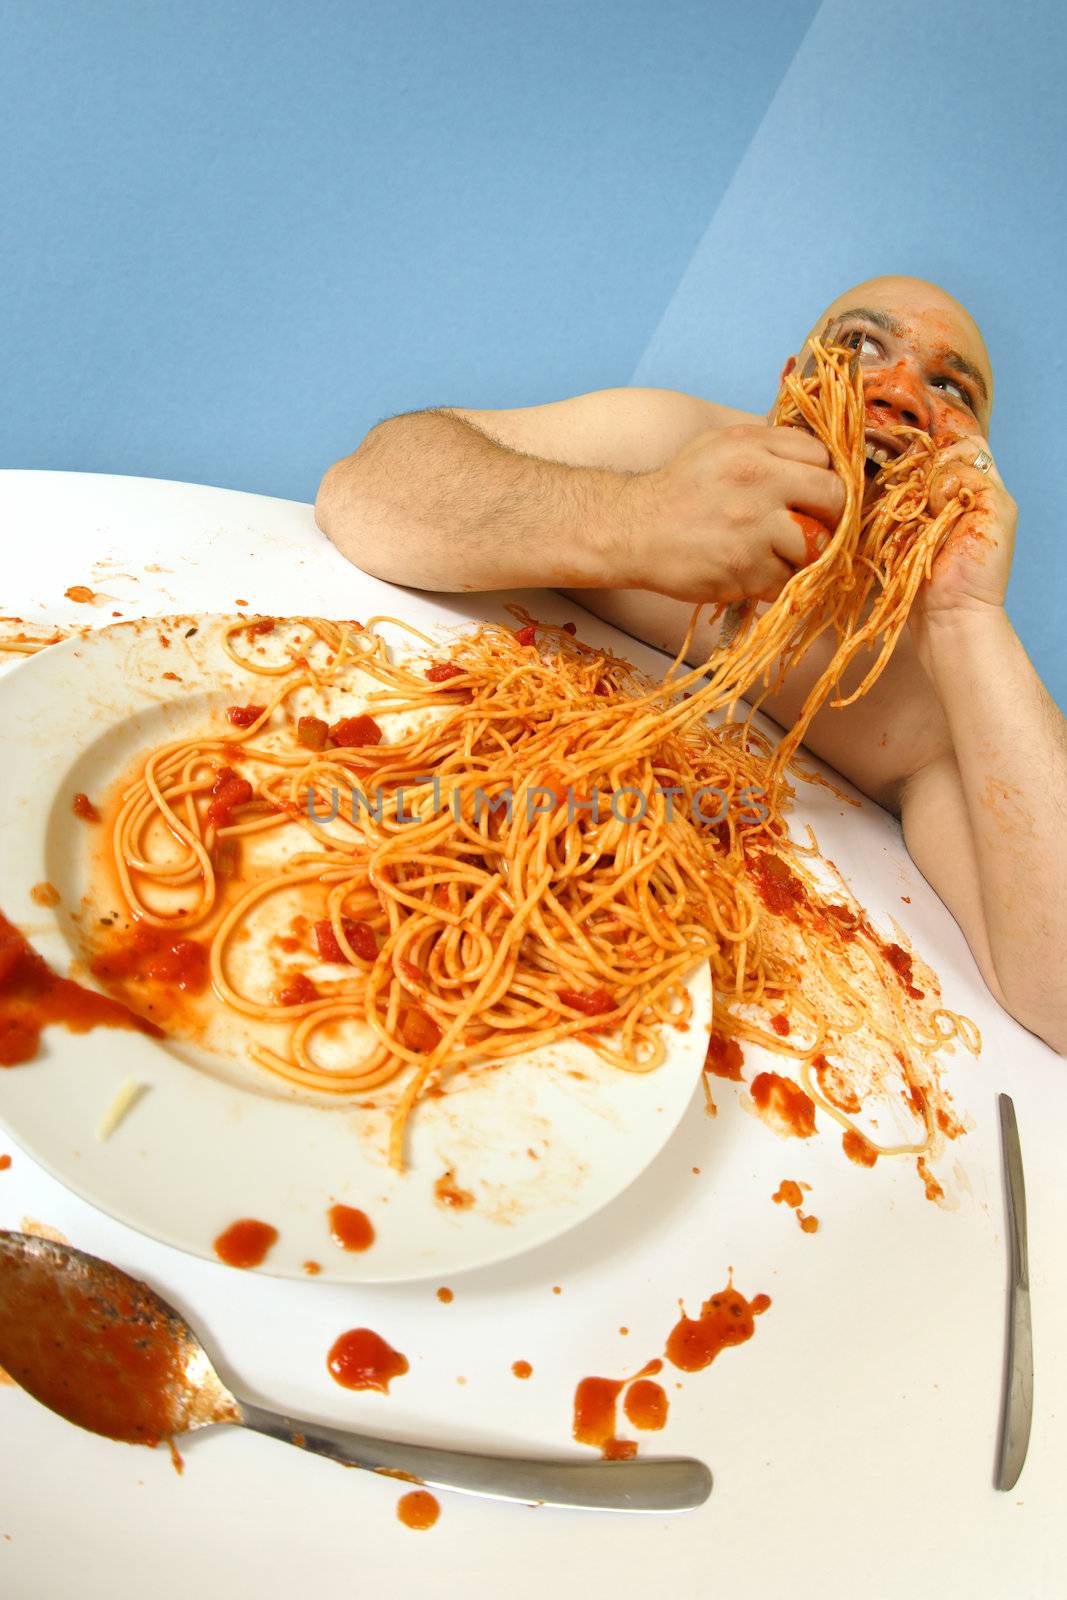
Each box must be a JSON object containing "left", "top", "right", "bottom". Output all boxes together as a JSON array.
[
  {"left": 842, "top": 330, "right": 882, "bottom": 359},
  {"left": 932, "top": 375, "right": 974, "bottom": 410}
]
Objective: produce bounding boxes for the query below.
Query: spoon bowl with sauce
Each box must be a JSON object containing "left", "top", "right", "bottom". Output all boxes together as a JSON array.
[{"left": 0, "top": 1231, "right": 712, "bottom": 1514}]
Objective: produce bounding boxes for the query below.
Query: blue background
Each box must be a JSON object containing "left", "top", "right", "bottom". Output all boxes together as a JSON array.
[{"left": 2, "top": 0, "right": 1064, "bottom": 705}]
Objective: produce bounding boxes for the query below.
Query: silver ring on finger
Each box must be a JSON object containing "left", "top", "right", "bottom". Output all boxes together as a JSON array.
[{"left": 971, "top": 448, "right": 994, "bottom": 474}]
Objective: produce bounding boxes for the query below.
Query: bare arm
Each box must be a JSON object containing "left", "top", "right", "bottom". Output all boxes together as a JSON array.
[
  {"left": 315, "top": 389, "right": 844, "bottom": 601},
  {"left": 314, "top": 389, "right": 726, "bottom": 591}
]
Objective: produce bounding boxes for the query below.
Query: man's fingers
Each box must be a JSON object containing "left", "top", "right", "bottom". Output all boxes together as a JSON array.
[
  {"left": 774, "top": 457, "right": 846, "bottom": 525},
  {"left": 750, "top": 553, "right": 799, "bottom": 601},
  {"left": 762, "top": 425, "right": 832, "bottom": 468},
  {"left": 928, "top": 436, "right": 1002, "bottom": 516},
  {"left": 770, "top": 510, "right": 832, "bottom": 571}
]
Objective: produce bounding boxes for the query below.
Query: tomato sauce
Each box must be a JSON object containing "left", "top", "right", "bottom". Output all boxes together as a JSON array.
[
  {"left": 665, "top": 1283, "right": 771, "bottom": 1372},
  {"left": 572, "top": 1376, "right": 636, "bottom": 1460},
  {"left": 397, "top": 1489, "right": 440, "bottom": 1529},
  {"left": 327, "top": 1204, "right": 375, "bottom": 1252},
  {"left": 433, "top": 1169, "right": 474, "bottom": 1210},
  {"left": 750, "top": 1072, "right": 816, "bottom": 1138},
  {"left": 213, "top": 1219, "right": 278, "bottom": 1269},
  {"left": 0, "top": 1243, "right": 238, "bottom": 1446},
  {"left": 622, "top": 1378, "right": 668, "bottom": 1431},
  {"left": 0, "top": 910, "right": 161, "bottom": 1067},
  {"left": 90, "top": 923, "right": 209, "bottom": 995},
  {"left": 704, "top": 1030, "right": 744, "bottom": 1080},
  {"left": 327, "top": 1328, "right": 409, "bottom": 1393},
  {"left": 842, "top": 1129, "right": 879, "bottom": 1167}
]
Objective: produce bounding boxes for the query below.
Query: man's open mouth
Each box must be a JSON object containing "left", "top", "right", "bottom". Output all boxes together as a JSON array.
[{"left": 863, "top": 429, "right": 906, "bottom": 482}]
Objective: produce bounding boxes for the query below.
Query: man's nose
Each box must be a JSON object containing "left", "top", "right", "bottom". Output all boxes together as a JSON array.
[{"left": 863, "top": 363, "right": 930, "bottom": 431}]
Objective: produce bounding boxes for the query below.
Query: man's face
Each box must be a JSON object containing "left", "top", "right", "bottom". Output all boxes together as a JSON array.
[{"left": 785, "top": 276, "right": 994, "bottom": 470}]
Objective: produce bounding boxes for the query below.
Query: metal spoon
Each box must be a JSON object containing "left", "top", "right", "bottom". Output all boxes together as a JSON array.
[{"left": 0, "top": 1231, "right": 711, "bottom": 1513}]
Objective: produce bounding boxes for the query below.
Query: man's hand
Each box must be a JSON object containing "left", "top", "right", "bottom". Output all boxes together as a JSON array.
[
  {"left": 909, "top": 434, "right": 1018, "bottom": 670},
  {"left": 620, "top": 423, "right": 846, "bottom": 603}
]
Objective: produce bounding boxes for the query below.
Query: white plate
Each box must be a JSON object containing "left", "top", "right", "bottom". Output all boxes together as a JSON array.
[{"left": 0, "top": 615, "right": 712, "bottom": 1282}]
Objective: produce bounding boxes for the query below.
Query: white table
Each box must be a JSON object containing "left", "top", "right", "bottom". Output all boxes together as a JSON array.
[{"left": 1, "top": 471, "right": 1062, "bottom": 1600}]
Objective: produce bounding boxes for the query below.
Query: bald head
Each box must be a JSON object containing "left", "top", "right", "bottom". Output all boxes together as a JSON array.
[{"left": 787, "top": 274, "right": 994, "bottom": 437}]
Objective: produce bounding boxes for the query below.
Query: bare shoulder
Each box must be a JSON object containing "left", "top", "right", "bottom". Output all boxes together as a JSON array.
[{"left": 445, "top": 387, "right": 754, "bottom": 474}]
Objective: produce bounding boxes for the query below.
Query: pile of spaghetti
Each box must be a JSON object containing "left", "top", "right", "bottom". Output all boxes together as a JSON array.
[{"left": 95, "top": 340, "right": 980, "bottom": 1171}]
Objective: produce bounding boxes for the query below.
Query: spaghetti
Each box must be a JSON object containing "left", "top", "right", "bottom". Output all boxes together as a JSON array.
[{"left": 88, "top": 341, "right": 979, "bottom": 1175}]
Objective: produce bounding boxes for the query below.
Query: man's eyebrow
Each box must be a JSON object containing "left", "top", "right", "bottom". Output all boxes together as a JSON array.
[
  {"left": 825, "top": 306, "right": 907, "bottom": 339},
  {"left": 825, "top": 306, "right": 989, "bottom": 406}
]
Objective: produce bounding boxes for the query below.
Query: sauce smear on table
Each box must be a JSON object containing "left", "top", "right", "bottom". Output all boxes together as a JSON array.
[
  {"left": 327, "top": 1328, "right": 409, "bottom": 1392},
  {"left": 397, "top": 1489, "right": 440, "bottom": 1530},
  {"left": 666, "top": 1283, "right": 771, "bottom": 1372},
  {"left": 213, "top": 1219, "right": 278, "bottom": 1269}
]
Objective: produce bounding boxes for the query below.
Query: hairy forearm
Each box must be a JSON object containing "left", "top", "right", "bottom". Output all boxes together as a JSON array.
[
  {"left": 315, "top": 411, "right": 633, "bottom": 591},
  {"left": 920, "top": 605, "right": 1067, "bottom": 1049}
]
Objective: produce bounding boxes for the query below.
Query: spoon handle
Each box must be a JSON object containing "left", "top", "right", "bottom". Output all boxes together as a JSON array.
[{"left": 236, "top": 1401, "right": 712, "bottom": 1513}]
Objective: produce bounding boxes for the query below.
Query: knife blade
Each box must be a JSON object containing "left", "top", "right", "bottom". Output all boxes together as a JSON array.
[{"left": 995, "top": 1092, "right": 1033, "bottom": 1491}]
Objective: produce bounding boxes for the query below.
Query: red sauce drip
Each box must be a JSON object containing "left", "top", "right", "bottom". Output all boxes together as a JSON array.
[
  {"left": 511, "top": 1360, "right": 533, "bottom": 1379},
  {"left": 798, "top": 1213, "right": 820, "bottom": 1233},
  {"left": 213, "top": 1219, "right": 278, "bottom": 1269},
  {"left": 704, "top": 1030, "right": 744, "bottom": 1079},
  {"left": 572, "top": 1376, "right": 636, "bottom": 1459},
  {"left": 91, "top": 924, "right": 208, "bottom": 994},
  {"left": 327, "top": 1203, "right": 375, "bottom": 1252},
  {"left": 665, "top": 1283, "right": 771, "bottom": 1372},
  {"left": 916, "top": 1156, "right": 944, "bottom": 1203},
  {"left": 562, "top": 621, "right": 577, "bottom": 636},
  {"left": 303, "top": 1260, "right": 321, "bottom": 1275},
  {"left": 514, "top": 625, "right": 537, "bottom": 647},
  {"left": 879, "top": 939, "right": 925, "bottom": 999},
  {"left": 425, "top": 662, "right": 464, "bottom": 682},
  {"left": 0, "top": 1154, "right": 11, "bottom": 1171},
  {"left": 72, "top": 792, "right": 100, "bottom": 822},
  {"left": 770, "top": 1013, "right": 790, "bottom": 1037},
  {"left": 327, "top": 1328, "right": 409, "bottom": 1392},
  {"left": 749, "top": 851, "right": 808, "bottom": 918},
  {"left": 772, "top": 1179, "right": 803, "bottom": 1208},
  {"left": 842, "top": 1129, "right": 879, "bottom": 1167},
  {"left": 0, "top": 911, "right": 161, "bottom": 1067},
  {"left": 433, "top": 1169, "right": 474, "bottom": 1210},
  {"left": 788, "top": 510, "right": 830, "bottom": 564},
  {"left": 623, "top": 1378, "right": 669, "bottom": 1431},
  {"left": 64, "top": 585, "right": 96, "bottom": 603},
  {"left": 397, "top": 1490, "right": 439, "bottom": 1530},
  {"left": 436, "top": 1287, "right": 454, "bottom": 1304},
  {"left": 750, "top": 1072, "right": 816, "bottom": 1137},
  {"left": 30, "top": 882, "right": 60, "bottom": 908}
]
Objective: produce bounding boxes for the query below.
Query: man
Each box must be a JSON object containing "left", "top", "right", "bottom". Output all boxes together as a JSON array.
[{"left": 315, "top": 275, "right": 1067, "bottom": 1055}]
